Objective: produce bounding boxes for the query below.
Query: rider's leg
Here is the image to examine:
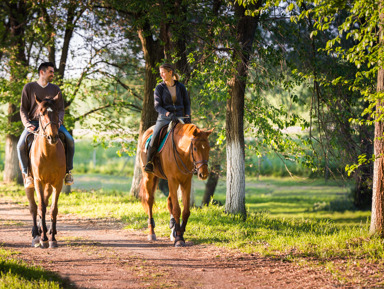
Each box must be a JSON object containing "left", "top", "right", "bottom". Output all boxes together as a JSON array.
[
  {"left": 145, "top": 116, "right": 170, "bottom": 173},
  {"left": 17, "top": 127, "right": 34, "bottom": 188},
  {"left": 58, "top": 125, "right": 75, "bottom": 185}
]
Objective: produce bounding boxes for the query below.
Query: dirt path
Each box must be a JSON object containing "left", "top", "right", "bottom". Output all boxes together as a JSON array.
[{"left": 0, "top": 199, "right": 340, "bottom": 289}]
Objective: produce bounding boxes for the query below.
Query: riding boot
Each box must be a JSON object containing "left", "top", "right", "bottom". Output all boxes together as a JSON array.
[{"left": 144, "top": 144, "right": 157, "bottom": 173}]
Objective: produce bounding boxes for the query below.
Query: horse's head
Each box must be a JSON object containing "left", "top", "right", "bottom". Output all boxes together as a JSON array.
[
  {"left": 191, "top": 127, "right": 214, "bottom": 180},
  {"left": 35, "top": 93, "right": 60, "bottom": 145}
]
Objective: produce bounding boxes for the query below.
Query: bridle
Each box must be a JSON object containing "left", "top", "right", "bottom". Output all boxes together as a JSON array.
[
  {"left": 171, "top": 126, "right": 209, "bottom": 175},
  {"left": 36, "top": 107, "right": 60, "bottom": 139}
]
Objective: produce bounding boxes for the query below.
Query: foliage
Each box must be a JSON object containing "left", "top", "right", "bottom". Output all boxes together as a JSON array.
[{"left": 73, "top": 140, "right": 135, "bottom": 176}]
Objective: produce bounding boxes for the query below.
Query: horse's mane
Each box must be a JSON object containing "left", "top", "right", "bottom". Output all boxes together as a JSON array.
[
  {"left": 40, "top": 98, "right": 56, "bottom": 108},
  {"left": 34, "top": 98, "right": 57, "bottom": 118},
  {"left": 176, "top": 123, "right": 200, "bottom": 138}
]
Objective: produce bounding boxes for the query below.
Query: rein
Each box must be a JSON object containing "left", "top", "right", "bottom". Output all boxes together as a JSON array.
[{"left": 171, "top": 124, "right": 209, "bottom": 175}]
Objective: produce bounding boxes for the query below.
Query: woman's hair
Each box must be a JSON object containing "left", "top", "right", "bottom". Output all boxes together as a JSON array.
[{"left": 160, "top": 63, "right": 179, "bottom": 81}]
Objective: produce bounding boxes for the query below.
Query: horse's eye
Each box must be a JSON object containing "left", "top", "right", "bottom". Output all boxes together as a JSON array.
[{"left": 194, "top": 147, "right": 197, "bottom": 151}]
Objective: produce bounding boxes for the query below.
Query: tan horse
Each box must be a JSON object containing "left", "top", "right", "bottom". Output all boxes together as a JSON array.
[
  {"left": 24, "top": 94, "right": 66, "bottom": 248},
  {"left": 140, "top": 122, "right": 213, "bottom": 247}
]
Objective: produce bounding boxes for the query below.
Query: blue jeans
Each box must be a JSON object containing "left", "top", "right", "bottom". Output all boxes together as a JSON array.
[
  {"left": 17, "top": 121, "right": 75, "bottom": 175},
  {"left": 150, "top": 115, "right": 173, "bottom": 147}
]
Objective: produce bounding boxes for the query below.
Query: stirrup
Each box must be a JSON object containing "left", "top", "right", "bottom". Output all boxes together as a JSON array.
[
  {"left": 64, "top": 172, "right": 74, "bottom": 186},
  {"left": 144, "top": 161, "right": 154, "bottom": 173},
  {"left": 24, "top": 176, "right": 34, "bottom": 189}
]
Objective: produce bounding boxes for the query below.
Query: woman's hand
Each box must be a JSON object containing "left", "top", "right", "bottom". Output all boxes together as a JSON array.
[{"left": 166, "top": 112, "right": 170, "bottom": 117}]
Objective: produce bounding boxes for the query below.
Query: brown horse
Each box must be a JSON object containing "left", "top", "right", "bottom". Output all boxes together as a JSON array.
[
  {"left": 140, "top": 122, "right": 213, "bottom": 247},
  {"left": 24, "top": 94, "right": 66, "bottom": 248}
]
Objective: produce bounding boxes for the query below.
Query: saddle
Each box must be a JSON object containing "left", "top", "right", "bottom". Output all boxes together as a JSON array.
[
  {"left": 26, "top": 131, "right": 67, "bottom": 152},
  {"left": 145, "top": 125, "right": 171, "bottom": 153},
  {"left": 144, "top": 124, "right": 173, "bottom": 179}
]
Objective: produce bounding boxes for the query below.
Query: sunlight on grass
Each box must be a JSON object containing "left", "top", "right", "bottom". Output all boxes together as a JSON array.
[
  {"left": 0, "top": 176, "right": 379, "bottom": 263},
  {"left": 0, "top": 248, "right": 65, "bottom": 289}
]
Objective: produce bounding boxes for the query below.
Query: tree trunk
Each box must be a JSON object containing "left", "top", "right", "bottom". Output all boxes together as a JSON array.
[
  {"left": 202, "top": 167, "right": 220, "bottom": 206},
  {"left": 371, "top": 97, "right": 384, "bottom": 235},
  {"left": 225, "top": 2, "right": 260, "bottom": 217},
  {"left": 3, "top": 104, "right": 22, "bottom": 183},
  {"left": 3, "top": 109, "right": 22, "bottom": 184},
  {"left": 371, "top": 10, "right": 384, "bottom": 235},
  {"left": 3, "top": 1, "right": 28, "bottom": 185},
  {"left": 158, "top": 179, "right": 169, "bottom": 196},
  {"left": 130, "top": 22, "right": 164, "bottom": 198}
]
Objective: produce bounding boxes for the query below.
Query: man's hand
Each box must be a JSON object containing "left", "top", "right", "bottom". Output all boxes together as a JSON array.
[
  {"left": 27, "top": 126, "right": 36, "bottom": 132},
  {"left": 184, "top": 115, "right": 191, "bottom": 124}
]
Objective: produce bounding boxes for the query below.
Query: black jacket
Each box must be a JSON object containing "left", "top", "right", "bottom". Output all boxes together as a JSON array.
[{"left": 154, "top": 81, "right": 191, "bottom": 117}]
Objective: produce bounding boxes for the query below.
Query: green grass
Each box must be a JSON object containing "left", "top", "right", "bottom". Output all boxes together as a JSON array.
[
  {"left": 0, "top": 248, "right": 71, "bottom": 289},
  {"left": 0, "top": 176, "right": 378, "bottom": 264}
]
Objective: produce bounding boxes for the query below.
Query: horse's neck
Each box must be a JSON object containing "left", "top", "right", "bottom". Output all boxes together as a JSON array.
[
  {"left": 35, "top": 136, "right": 57, "bottom": 155},
  {"left": 174, "top": 125, "right": 192, "bottom": 154}
]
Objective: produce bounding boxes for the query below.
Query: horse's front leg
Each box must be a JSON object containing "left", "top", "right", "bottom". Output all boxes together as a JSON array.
[
  {"left": 25, "top": 187, "right": 40, "bottom": 247},
  {"left": 35, "top": 179, "right": 49, "bottom": 248},
  {"left": 167, "top": 193, "right": 176, "bottom": 241},
  {"left": 168, "top": 180, "right": 184, "bottom": 247},
  {"left": 180, "top": 179, "right": 192, "bottom": 235},
  {"left": 48, "top": 185, "right": 61, "bottom": 248}
]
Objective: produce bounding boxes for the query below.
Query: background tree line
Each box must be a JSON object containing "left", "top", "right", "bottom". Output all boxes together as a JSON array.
[{"left": 1, "top": 0, "right": 383, "bottom": 234}]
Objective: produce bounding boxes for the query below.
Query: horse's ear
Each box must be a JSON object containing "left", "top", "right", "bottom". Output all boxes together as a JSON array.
[
  {"left": 34, "top": 94, "right": 41, "bottom": 105},
  {"left": 205, "top": 128, "right": 214, "bottom": 137},
  {"left": 53, "top": 93, "right": 60, "bottom": 102},
  {"left": 192, "top": 127, "right": 201, "bottom": 137}
]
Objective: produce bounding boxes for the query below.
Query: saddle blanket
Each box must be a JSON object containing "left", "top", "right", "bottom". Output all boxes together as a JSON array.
[{"left": 145, "top": 130, "right": 171, "bottom": 153}]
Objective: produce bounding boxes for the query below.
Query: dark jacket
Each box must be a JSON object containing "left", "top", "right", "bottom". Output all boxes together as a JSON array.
[{"left": 154, "top": 81, "right": 191, "bottom": 117}]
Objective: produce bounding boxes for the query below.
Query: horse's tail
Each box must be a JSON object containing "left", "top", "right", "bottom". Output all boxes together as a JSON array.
[
  {"left": 139, "top": 177, "right": 147, "bottom": 213},
  {"left": 139, "top": 175, "right": 159, "bottom": 215}
]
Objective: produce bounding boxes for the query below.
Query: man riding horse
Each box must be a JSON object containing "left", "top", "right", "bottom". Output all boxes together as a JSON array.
[{"left": 17, "top": 62, "right": 75, "bottom": 188}]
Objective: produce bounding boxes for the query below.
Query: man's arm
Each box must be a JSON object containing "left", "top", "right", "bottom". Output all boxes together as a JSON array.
[
  {"left": 57, "top": 90, "right": 65, "bottom": 125},
  {"left": 20, "top": 84, "right": 33, "bottom": 129}
]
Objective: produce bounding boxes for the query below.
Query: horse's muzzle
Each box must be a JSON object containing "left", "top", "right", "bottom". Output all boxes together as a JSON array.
[{"left": 198, "top": 169, "right": 209, "bottom": 180}]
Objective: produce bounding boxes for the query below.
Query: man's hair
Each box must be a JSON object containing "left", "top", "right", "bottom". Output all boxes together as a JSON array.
[{"left": 38, "top": 62, "right": 55, "bottom": 75}]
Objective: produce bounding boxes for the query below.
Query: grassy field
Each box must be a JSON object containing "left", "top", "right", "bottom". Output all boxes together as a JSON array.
[
  {"left": 0, "top": 248, "right": 71, "bottom": 289},
  {"left": 0, "top": 175, "right": 380, "bottom": 285}
]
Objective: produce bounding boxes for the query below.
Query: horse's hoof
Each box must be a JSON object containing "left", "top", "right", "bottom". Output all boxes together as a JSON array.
[
  {"left": 170, "top": 230, "right": 175, "bottom": 242},
  {"left": 32, "top": 236, "right": 41, "bottom": 248},
  {"left": 147, "top": 234, "right": 156, "bottom": 241},
  {"left": 40, "top": 239, "right": 49, "bottom": 249},
  {"left": 49, "top": 241, "right": 58, "bottom": 248},
  {"left": 174, "top": 240, "right": 185, "bottom": 247}
]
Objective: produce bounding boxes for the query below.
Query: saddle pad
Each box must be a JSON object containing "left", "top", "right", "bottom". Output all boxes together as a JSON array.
[{"left": 145, "top": 130, "right": 171, "bottom": 153}]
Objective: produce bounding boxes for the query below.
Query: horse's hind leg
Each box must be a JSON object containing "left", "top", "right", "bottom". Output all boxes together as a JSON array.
[
  {"left": 48, "top": 185, "right": 61, "bottom": 248},
  {"left": 25, "top": 187, "right": 40, "bottom": 247},
  {"left": 142, "top": 173, "right": 158, "bottom": 241}
]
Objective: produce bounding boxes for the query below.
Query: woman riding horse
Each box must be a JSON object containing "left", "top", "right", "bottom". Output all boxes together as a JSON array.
[
  {"left": 141, "top": 64, "right": 212, "bottom": 246},
  {"left": 140, "top": 122, "right": 213, "bottom": 247},
  {"left": 144, "top": 63, "right": 191, "bottom": 173}
]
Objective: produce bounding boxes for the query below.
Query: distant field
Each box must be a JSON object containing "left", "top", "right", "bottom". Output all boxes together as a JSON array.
[{"left": 72, "top": 174, "right": 369, "bottom": 227}]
